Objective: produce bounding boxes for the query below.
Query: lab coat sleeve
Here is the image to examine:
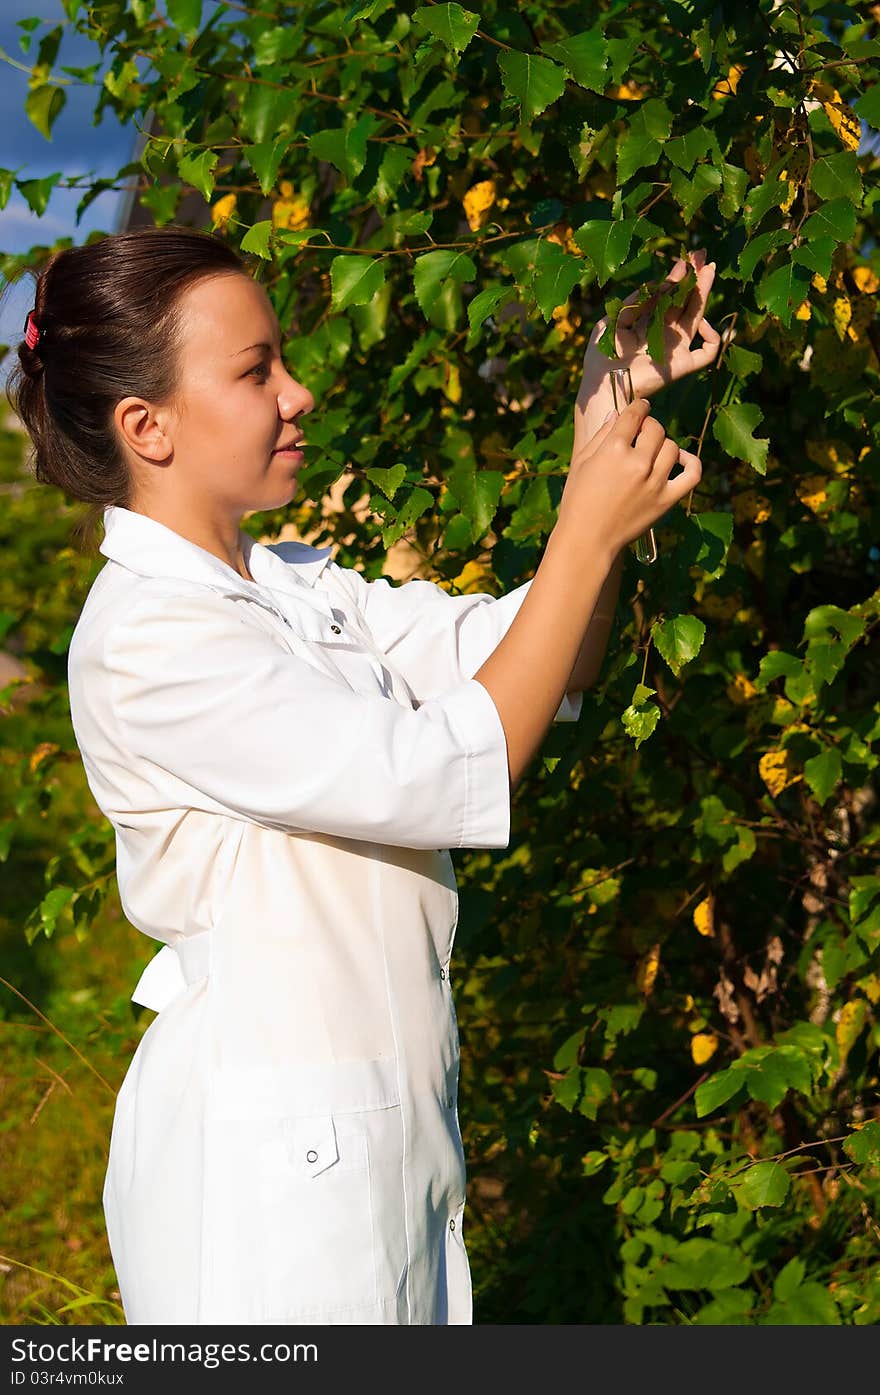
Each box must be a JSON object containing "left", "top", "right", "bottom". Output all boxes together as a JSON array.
[
  {"left": 103, "top": 591, "right": 511, "bottom": 851},
  {"left": 326, "top": 565, "right": 583, "bottom": 723}
]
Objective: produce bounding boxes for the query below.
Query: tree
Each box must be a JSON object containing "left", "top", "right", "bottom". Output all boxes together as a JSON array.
[{"left": 2, "top": 0, "right": 880, "bottom": 1324}]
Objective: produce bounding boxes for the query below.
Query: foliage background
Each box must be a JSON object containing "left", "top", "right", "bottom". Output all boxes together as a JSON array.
[{"left": 2, "top": 0, "right": 880, "bottom": 1323}]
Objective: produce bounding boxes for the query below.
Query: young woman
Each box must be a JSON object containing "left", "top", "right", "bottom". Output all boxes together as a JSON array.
[{"left": 7, "top": 226, "right": 717, "bottom": 1325}]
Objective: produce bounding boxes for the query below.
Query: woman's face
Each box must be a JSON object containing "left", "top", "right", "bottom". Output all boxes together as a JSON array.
[{"left": 138, "top": 271, "right": 315, "bottom": 516}]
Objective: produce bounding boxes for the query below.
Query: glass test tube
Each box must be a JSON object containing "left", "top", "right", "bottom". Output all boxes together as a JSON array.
[{"left": 610, "top": 367, "right": 659, "bottom": 566}]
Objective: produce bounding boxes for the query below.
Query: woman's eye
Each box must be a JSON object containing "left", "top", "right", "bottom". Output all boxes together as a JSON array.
[{"left": 248, "top": 361, "right": 270, "bottom": 379}]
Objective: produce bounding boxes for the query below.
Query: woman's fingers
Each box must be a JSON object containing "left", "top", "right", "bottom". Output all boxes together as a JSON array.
[
  {"left": 686, "top": 317, "right": 722, "bottom": 369},
  {"left": 675, "top": 261, "right": 716, "bottom": 341},
  {"left": 652, "top": 436, "right": 681, "bottom": 478},
  {"left": 634, "top": 414, "right": 667, "bottom": 463}
]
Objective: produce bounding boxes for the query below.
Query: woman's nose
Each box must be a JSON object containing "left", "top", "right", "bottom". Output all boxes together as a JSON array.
[{"left": 278, "top": 370, "right": 314, "bottom": 417}]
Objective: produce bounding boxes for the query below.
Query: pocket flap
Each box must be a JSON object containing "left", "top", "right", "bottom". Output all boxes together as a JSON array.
[{"left": 287, "top": 1114, "right": 338, "bottom": 1177}]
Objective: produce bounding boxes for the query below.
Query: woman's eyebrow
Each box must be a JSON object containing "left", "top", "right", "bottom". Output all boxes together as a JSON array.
[{"left": 231, "top": 340, "right": 274, "bottom": 357}]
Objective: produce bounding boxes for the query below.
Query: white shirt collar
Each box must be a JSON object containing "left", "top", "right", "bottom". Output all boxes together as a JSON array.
[{"left": 99, "top": 505, "right": 335, "bottom": 601}]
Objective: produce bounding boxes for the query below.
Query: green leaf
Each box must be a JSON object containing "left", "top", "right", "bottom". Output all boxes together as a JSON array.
[
  {"left": 413, "top": 249, "right": 477, "bottom": 318},
  {"left": 381, "top": 486, "right": 434, "bottom": 549},
  {"left": 540, "top": 28, "right": 607, "bottom": 92},
  {"left": 167, "top": 0, "right": 202, "bottom": 33},
  {"left": 329, "top": 255, "right": 386, "bottom": 311},
  {"left": 713, "top": 403, "right": 769, "bottom": 475},
  {"left": 791, "top": 236, "right": 836, "bottom": 280},
  {"left": 372, "top": 145, "right": 413, "bottom": 205},
  {"left": 621, "top": 699, "right": 660, "bottom": 748},
  {"left": 651, "top": 614, "right": 706, "bottom": 677},
  {"left": 572, "top": 218, "right": 635, "bottom": 283},
  {"left": 842, "top": 1120, "right": 880, "bottom": 1165},
  {"left": 178, "top": 148, "right": 218, "bottom": 201},
  {"left": 726, "top": 344, "right": 762, "bottom": 379},
  {"left": 365, "top": 464, "right": 406, "bottom": 500},
  {"left": 665, "top": 128, "right": 717, "bottom": 172},
  {"left": 803, "top": 603, "right": 865, "bottom": 649},
  {"left": 244, "top": 137, "right": 290, "bottom": 197},
  {"left": 670, "top": 163, "right": 722, "bottom": 222},
  {"left": 578, "top": 1067, "right": 613, "bottom": 1120},
  {"left": 24, "top": 83, "right": 66, "bottom": 140},
  {"left": 466, "top": 284, "right": 514, "bottom": 333},
  {"left": 743, "top": 177, "right": 787, "bottom": 232},
  {"left": 446, "top": 463, "right": 505, "bottom": 539},
  {"left": 616, "top": 99, "right": 673, "bottom": 185},
  {"left": 755, "top": 260, "right": 812, "bottom": 327},
  {"left": 695, "top": 1068, "right": 746, "bottom": 1117},
  {"left": 764, "top": 1284, "right": 838, "bottom": 1325},
  {"left": 240, "top": 82, "right": 299, "bottom": 146},
  {"left": 411, "top": 3, "right": 480, "bottom": 55},
  {"left": 735, "top": 1161, "right": 790, "bottom": 1209},
  {"left": 532, "top": 245, "right": 583, "bottom": 321},
  {"left": 16, "top": 172, "right": 62, "bottom": 216},
  {"left": 855, "top": 83, "right": 880, "bottom": 130},
  {"left": 809, "top": 152, "right": 862, "bottom": 205},
  {"left": 309, "top": 114, "right": 379, "bottom": 181},
  {"left": 774, "top": 1257, "right": 806, "bottom": 1301},
  {"left": 719, "top": 161, "right": 748, "bottom": 220},
  {"left": 240, "top": 220, "right": 274, "bottom": 259},
  {"left": 803, "top": 747, "right": 842, "bottom": 804},
  {"left": 745, "top": 1054, "right": 792, "bottom": 1110},
  {"left": 497, "top": 51, "right": 567, "bottom": 122},
  {"left": 801, "top": 196, "right": 857, "bottom": 243},
  {"left": 755, "top": 650, "right": 802, "bottom": 689},
  {"left": 738, "top": 229, "right": 792, "bottom": 282},
  {"left": 104, "top": 59, "right": 140, "bottom": 103},
  {"left": 39, "top": 885, "right": 75, "bottom": 934},
  {"left": 0, "top": 169, "right": 13, "bottom": 210}
]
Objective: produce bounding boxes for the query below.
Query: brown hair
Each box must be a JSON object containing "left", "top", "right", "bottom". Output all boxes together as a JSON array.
[{"left": 4, "top": 226, "right": 254, "bottom": 555}]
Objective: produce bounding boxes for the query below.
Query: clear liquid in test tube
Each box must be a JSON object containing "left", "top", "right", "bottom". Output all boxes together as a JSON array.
[{"left": 610, "top": 367, "right": 659, "bottom": 566}]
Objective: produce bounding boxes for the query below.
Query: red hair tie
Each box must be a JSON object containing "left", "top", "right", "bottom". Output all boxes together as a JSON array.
[{"left": 24, "top": 312, "right": 40, "bottom": 350}]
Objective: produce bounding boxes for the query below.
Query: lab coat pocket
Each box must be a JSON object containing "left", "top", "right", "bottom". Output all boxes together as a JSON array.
[{"left": 257, "top": 1112, "right": 376, "bottom": 1317}]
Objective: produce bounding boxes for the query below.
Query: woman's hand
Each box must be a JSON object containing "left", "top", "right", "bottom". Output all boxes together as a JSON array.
[{"left": 574, "top": 248, "right": 721, "bottom": 457}]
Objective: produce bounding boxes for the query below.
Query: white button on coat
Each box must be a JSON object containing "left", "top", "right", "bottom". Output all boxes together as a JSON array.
[{"left": 67, "top": 505, "right": 583, "bottom": 1325}]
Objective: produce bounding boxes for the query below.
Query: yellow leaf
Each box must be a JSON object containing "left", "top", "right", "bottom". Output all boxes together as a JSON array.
[
  {"left": 412, "top": 147, "right": 438, "bottom": 181},
  {"left": 210, "top": 193, "right": 237, "bottom": 229},
  {"left": 836, "top": 999, "right": 867, "bottom": 1063},
  {"left": 826, "top": 99, "right": 861, "bottom": 150},
  {"left": 713, "top": 63, "right": 745, "bottom": 98},
  {"left": 796, "top": 473, "right": 829, "bottom": 513},
  {"left": 795, "top": 298, "right": 811, "bottom": 321},
  {"left": 636, "top": 943, "right": 661, "bottom": 997},
  {"left": 847, "top": 296, "right": 876, "bottom": 344},
  {"left": 443, "top": 361, "right": 462, "bottom": 404},
  {"left": 858, "top": 974, "right": 880, "bottom": 1005},
  {"left": 832, "top": 295, "right": 852, "bottom": 340},
  {"left": 693, "top": 895, "right": 715, "bottom": 937},
  {"left": 607, "top": 80, "right": 646, "bottom": 100},
  {"left": 853, "top": 265, "right": 880, "bottom": 294},
  {"left": 29, "top": 741, "right": 60, "bottom": 774},
  {"left": 733, "top": 489, "right": 772, "bottom": 524},
  {"left": 462, "top": 179, "right": 497, "bottom": 232},
  {"left": 759, "top": 748, "right": 802, "bottom": 798},
  {"left": 726, "top": 672, "right": 759, "bottom": 705},
  {"left": 448, "top": 558, "right": 495, "bottom": 594},
  {"left": 811, "top": 272, "right": 828, "bottom": 294},
  {"left": 272, "top": 191, "right": 310, "bottom": 230},
  {"left": 691, "top": 1032, "right": 719, "bottom": 1065},
  {"left": 805, "top": 439, "right": 854, "bottom": 474}
]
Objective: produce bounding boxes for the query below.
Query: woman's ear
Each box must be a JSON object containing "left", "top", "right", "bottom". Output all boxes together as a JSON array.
[{"left": 113, "top": 396, "right": 174, "bottom": 464}]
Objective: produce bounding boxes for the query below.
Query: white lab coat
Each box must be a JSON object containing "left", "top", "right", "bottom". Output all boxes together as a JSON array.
[{"left": 66, "top": 504, "right": 583, "bottom": 1326}]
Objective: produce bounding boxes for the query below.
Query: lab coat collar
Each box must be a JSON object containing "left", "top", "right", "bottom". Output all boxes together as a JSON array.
[{"left": 99, "top": 505, "right": 335, "bottom": 604}]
